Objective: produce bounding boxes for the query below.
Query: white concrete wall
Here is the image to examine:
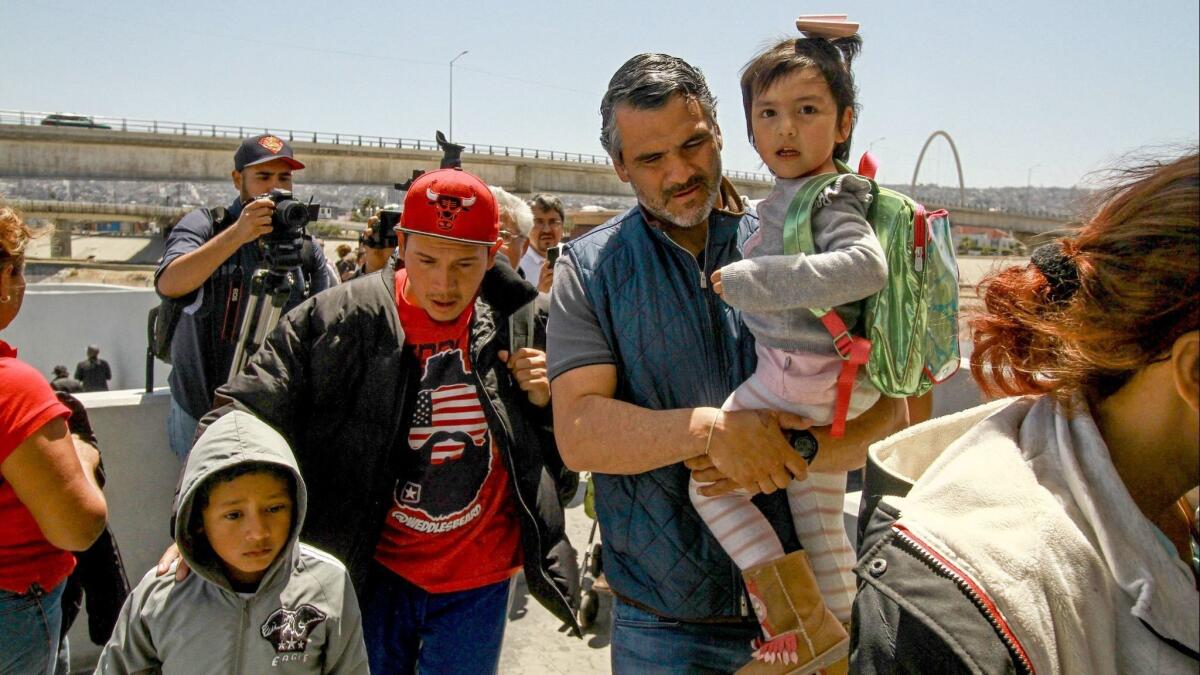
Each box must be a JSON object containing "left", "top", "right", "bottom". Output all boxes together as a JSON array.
[
  {"left": 5, "top": 283, "right": 168, "bottom": 391},
  {"left": 63, "top": 389, "right": 180, "bottom": 671}
]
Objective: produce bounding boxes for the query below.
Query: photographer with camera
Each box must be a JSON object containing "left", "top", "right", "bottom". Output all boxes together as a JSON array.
[
  {"left": 356, "top": 204, "right": 403, "bottom": 277},
  {"left": 156, "top": 134, "right": 330, "bottom": 460}
]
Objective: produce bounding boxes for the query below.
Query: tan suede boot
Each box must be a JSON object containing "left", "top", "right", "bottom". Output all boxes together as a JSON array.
[{"left": 734, "top": 551, "right": 849, "bottom": 675}]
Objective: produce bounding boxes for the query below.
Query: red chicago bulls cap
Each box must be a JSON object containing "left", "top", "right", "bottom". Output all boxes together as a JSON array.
[
  {"left": 399, "top": 169, "right": 499, "bottom": 247},
  {"left": 234, "top": 134, "right": 305, "bottom": 172}
]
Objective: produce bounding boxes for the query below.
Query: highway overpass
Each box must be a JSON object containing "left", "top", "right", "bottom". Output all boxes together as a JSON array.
[
  {"left": 1, "top": 112, "right": 1074, "bottom": 239},
  {"left": 0, "top": 112, "right": 774, "bottom": 199}
]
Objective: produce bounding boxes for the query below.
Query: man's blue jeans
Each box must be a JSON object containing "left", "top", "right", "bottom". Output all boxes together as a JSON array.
[
  {"left": 610, "top": 598, "right": 760, "bottom": 674},
  {"left": 361, "top": 564, "right": 512, "bottom": 675},
  {"left": 167, "top": 394, "right": 199, "bottom": 460},
  {"left": 0, "top": 581, "right": 65, "bottom": 675}
]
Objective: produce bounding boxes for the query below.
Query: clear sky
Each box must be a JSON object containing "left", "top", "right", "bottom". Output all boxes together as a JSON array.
[{"left": 3, "top": 0, "right": 1197, "bottom": 187}]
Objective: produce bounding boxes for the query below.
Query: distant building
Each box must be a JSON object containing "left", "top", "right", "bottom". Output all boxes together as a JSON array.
[
  {"left": 566, "top": 206, "right": 623, "bottom": 239},
  {"left": 318, "top": 205, "right": 352, "bottom": 220},
  {"left": 953, "top": 225, "right": 1022, "bottom": 254}
]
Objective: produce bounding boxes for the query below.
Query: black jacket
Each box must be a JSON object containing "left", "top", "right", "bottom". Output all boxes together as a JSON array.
[
  {"left": 202, "top": 260, "right": 580, "bottom": 634},
  {"left": 850, "top": 452, "right": 1029, "bottom": 674},
  {"left": 850, "top": 501, "right": 1029, "bottom": 674}
]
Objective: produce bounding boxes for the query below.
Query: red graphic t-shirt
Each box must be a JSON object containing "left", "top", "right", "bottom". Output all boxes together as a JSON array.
[{"left": 374, "top": 269, "right": 522, "bottom": 593}]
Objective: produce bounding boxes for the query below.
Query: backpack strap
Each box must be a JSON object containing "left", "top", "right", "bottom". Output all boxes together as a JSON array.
[
  {"left": 782, "top": 171, "right": 874, "bottom": 438},
  {"left": 815, "top": 309, "right": 871, "bottom": 437},
  {"left": 782, "top": 172, "right": 842, "bottom": 259}
]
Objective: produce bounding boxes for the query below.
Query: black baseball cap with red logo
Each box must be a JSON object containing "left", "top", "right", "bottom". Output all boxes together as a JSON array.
[{"left": 234, "top": 134, "right": 306, "bottom": 172}]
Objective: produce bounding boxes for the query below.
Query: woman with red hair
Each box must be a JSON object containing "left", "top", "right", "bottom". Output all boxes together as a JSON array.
[{"left": 851, "top": 151, "right": 1199, "bottom": 673}]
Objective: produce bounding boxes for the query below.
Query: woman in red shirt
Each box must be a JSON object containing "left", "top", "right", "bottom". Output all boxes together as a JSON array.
[{"left": 0, "top": 203, "right": 108, "bottom": 675}]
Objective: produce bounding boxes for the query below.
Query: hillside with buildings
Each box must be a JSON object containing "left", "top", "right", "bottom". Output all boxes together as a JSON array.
[{"left": 1, "top": 178, "right": 1092, "bottom": 219}]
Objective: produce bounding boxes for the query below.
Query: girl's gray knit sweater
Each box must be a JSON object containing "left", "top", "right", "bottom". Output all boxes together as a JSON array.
[{"left": 718, "top": 173, "right": 888, "bottom": 355}]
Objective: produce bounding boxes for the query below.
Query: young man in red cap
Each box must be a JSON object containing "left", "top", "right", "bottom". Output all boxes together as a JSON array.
[
  {"left": 156, "top": 134, "right": 330, "bottom": 459},
  {"left": 166, "top": 167, "right": 579, "bottom": 673}
]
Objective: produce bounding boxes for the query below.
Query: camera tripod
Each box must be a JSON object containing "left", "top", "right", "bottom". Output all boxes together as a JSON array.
[{"left": 227, "top": 266, "right": 296, "bottom": 383}]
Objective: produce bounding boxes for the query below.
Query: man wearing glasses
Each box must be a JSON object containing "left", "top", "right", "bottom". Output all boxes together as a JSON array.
[{"left": 518, "top": 193, "right": 565, "bottom": 291}]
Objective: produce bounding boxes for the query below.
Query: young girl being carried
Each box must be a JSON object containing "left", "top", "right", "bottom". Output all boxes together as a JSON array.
[{"left": 690, "top": 17, "right": 887, "bottom": 674}]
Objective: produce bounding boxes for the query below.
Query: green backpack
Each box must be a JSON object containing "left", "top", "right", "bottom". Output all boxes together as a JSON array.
[{"left": 782, "top": 155, "right": 961, "bottom": 436}]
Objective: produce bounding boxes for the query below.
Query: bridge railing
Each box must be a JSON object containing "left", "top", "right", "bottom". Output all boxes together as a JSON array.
[
  {"left": 903, "top": 194, "right": 1074, "bottom": 220},
  {"left": 1, "top": 109, "right": 775, "bottom": 183}
]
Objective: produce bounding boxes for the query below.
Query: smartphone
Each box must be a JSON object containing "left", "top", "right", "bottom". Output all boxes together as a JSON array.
[{"left": 546, "top": 244, "right": 562, "bottom": 267}]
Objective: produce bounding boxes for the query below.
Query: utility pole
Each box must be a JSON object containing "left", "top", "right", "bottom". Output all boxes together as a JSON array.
[
  {"left": 449, "top": 50, "right": 469, "bottom": 142},
  {"left": 1026, "top": 163, "right": 1042, "bottom": 211}
]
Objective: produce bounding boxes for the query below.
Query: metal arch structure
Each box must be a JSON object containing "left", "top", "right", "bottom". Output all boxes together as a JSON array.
[{"left": 910, "top": 130, "right": 965, "bottom": 203}]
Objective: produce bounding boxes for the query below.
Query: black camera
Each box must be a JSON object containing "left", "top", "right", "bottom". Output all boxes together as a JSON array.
[
  {"left": 363, "top": 205, "right": 401, "bottom": 249},
  {"left": 259, "top": 189, "right": 319, "bottom": 270},
  {"left": 263, "top": 188, "right": 319, "bottom": 236}
]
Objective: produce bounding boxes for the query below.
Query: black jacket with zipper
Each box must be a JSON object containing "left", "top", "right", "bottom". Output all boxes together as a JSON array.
[
  {"left": 199, "top": 259, "right": 580, "bottom": 633},
  {"left": 850, "top": 500, "right": 1027, "bottom": 674}
]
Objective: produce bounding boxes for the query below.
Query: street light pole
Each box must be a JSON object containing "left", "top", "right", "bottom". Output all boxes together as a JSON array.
[
  {"left": 1026, "top": 163, "right": 1042, "bottom": 211},
  {"left": 868, "top": 136, "right": 886, "bottom": 153},
  {"left": 449, "top": 50, "right": 469, "bottom": 142}
]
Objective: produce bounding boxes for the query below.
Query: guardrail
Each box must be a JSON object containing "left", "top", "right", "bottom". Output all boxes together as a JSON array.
[
  {"left": 907, "top": 196, "right": 1074, "bottom": 220},
  {"left": 8, "top": 198, "right": 188, "bottom": 218},
  {"left": 1, "top": 109, "right": 776, "bottom": 183}
]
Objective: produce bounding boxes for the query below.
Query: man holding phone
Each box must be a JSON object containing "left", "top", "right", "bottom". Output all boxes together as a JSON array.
[{"left": 519, "top": 193, "right": 566, "bottom": 292}]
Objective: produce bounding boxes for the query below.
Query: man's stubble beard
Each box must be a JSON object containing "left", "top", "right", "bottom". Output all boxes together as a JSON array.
[{"left": 634, "top": 158, "right": 723, "bottom": 230}]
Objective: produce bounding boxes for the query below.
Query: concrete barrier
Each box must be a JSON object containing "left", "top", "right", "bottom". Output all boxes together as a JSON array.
[
  {"left": 64, "top": 389, "right": 180, "bottom": 671},
  {"left": 6, "top": 283, "right": 167, "bottom": 392}
]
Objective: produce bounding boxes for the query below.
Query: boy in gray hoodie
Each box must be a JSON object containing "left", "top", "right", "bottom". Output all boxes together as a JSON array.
[{"left": 96, "top": 411, "right": 369, "bottom": 674}]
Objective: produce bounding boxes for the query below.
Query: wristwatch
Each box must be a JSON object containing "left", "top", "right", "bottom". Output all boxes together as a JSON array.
[{"left": 787, "top": 429, "right": 819, "bottom": 464}]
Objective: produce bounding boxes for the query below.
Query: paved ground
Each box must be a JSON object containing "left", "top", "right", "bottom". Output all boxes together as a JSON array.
[{"left": 498, "top": 491, "right": 613, "bottom": 674}]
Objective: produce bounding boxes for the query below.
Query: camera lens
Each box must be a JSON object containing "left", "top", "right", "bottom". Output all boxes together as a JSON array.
[{"left": 278, "top": 201, "right": 309, "bottom": 229}]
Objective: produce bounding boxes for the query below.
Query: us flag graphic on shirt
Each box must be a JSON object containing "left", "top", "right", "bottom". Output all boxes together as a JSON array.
[{"left": 409, "top": 383, "right": 489, "bottom": 464}]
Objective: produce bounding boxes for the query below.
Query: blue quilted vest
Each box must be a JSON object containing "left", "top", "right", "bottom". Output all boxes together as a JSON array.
[{"left": 566, "top": 204, "right": 801, "bottom": 621}]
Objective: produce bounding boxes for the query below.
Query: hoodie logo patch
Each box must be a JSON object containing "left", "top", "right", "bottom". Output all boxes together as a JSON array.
[{"left": 261, "top": 604, "right": 327, "bottom": 653}]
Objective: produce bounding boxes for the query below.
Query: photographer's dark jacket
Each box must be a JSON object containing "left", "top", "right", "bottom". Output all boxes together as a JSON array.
[
  {"left": 200, "top": 260, "right": 580, "bottom": 633},
  {"left": 157, "top": 198, "right": 330, "bottom": 419}
]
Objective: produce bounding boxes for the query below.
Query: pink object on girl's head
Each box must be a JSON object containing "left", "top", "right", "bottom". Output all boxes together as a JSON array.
[{"left": 795, "top": 14, "right": 860, "bottom": 39}]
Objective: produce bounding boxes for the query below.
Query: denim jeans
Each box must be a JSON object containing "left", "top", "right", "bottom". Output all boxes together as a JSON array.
[
  {"left": 361, "top": 564, "right": 512, "bottom": 675},
  {"left": 610, "top": 598, "right": 760, "bottom": 674},
  {"left": 0, "top": 581, "right": 65, "bottom": 675},
  {"left": 167, "top": 394, "right": 200, "bottom": 460}
]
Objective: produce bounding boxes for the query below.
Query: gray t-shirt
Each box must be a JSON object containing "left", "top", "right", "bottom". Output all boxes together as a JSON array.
[
  {"left": 546, "top": 254, "right": 613, "bottom": 381},
  {"left": 717, "top": 174, "right": 887, "bottom": 353}
]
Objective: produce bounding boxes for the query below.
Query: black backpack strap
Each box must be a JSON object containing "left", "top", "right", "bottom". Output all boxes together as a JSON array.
[
  {"left": 150, "top": 206, "right": 229, "bottom": 364},
  {"left": 208, "top": 206, "right": 232, "bottom": 232}
]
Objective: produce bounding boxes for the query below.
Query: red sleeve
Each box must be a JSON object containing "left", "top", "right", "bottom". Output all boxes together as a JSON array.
[{"left": 0, "top": 357, "right": 71, "bottom": 464}]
